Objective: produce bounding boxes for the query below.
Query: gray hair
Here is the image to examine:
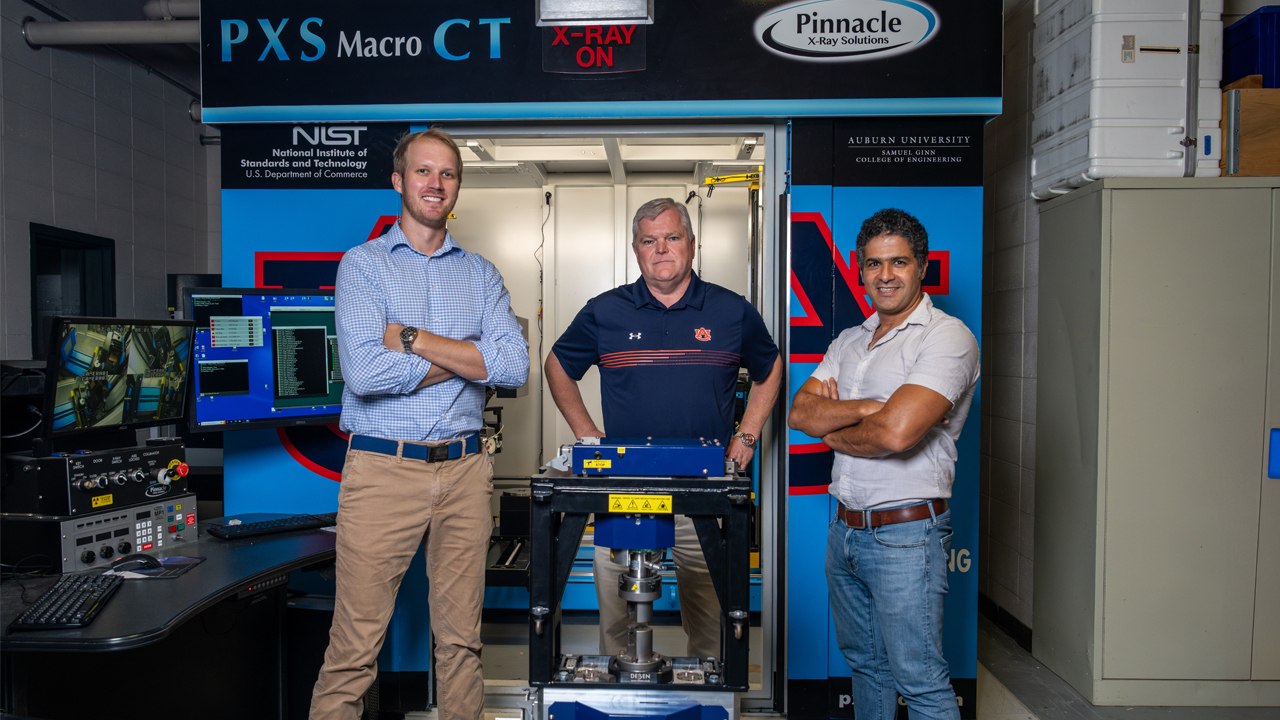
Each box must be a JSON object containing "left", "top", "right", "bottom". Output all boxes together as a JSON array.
[{"left": 631, "top": 198, "right": 694, "bottom": 245}]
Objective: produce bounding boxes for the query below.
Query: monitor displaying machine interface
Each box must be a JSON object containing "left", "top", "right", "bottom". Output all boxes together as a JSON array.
[
  {"left": 44, "top": 317, "right": 195, "bottom": 436},
  {"left": 184, "top": 288, "right": 343, "bottom": 431}
]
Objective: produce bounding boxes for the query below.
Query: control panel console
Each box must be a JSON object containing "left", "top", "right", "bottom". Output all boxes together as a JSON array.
[
  {"left": 0, "top": 493, "right": 197, "bottom": 574},
  {"left": 2, "top": 443, "right": 189, "bottom": 516}
]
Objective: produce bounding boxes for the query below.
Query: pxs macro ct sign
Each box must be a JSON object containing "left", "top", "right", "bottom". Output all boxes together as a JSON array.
[{"left": 199, "top": 0, "right": 1000, "bottom": 122}]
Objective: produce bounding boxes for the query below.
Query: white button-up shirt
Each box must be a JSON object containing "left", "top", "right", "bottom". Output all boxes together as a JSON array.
[{"left": 810, "top": 294, "right": 979, "bottom": 510}]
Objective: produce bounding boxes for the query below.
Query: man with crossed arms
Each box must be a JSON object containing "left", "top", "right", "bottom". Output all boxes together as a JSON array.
[
  {"left": 312, "top": 128, "right": 528, "bottom": 720},
  {"left": 789, "top": 208, "right": 978, "bottom": 720}
]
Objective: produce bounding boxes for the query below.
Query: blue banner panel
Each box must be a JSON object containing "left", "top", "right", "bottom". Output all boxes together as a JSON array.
[{"left": 786, "top": 119, "right": 981, "bottom": 718}]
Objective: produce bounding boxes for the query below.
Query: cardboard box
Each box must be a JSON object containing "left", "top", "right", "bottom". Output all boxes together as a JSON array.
[{"left": 1221, "top": 76, "right": 1280, "bottom": 176}]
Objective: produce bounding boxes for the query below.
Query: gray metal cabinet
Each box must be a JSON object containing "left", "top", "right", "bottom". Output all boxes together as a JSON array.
[{"left": 1034, "top": 178, "right": 1280, "bottom": 706}]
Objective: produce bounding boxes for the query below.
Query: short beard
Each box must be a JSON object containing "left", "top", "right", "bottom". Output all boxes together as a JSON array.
[{"left": 403, "top": 198, "right": 447, "bottom": 230}]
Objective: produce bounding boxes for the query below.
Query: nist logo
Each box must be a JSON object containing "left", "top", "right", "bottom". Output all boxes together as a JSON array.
[
  {"left": 754, "top": 0, "right": 939, "bottom": 62},
  {"left": 293, "top": 126, "right": 367, "bottom": 146}
]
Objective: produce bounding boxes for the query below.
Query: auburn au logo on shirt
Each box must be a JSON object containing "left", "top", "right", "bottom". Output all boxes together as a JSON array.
[{"left": 695, "top": 327, "right": 711, "bottom": 341}]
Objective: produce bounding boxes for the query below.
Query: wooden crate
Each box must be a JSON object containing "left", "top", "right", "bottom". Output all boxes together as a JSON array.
[{"left": 1222, "top": 75, "right": 1280, "bottom": 176}]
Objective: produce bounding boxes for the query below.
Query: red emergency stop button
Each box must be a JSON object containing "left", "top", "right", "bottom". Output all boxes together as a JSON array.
[{"left": 176, "top": 463, "right": 189, "bottom": 477}]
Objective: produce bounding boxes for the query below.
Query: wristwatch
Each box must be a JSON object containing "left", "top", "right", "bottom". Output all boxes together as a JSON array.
[
  {"left": 399, "top": 326, "right": 419, "bottom": 354},
  {"left": 733, "top": 431, "right": 757, "bottom": 449}
]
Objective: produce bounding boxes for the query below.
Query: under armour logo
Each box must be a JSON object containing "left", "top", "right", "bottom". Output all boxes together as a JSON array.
[{"left": 629, "top": 333, "right": 642, "bottom": 340}]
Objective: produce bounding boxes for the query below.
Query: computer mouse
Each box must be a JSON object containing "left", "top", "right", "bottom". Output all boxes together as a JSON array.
[{"left": 112, "top": 553, "right": 162, "bottom": 572}]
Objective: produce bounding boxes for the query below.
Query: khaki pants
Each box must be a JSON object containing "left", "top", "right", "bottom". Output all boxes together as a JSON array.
[
  {"left": 593, "top": 514, "right": 722, "bottom": 660},
  {"left": 310, "top": 443, "right": 493, "bottom": 720}
]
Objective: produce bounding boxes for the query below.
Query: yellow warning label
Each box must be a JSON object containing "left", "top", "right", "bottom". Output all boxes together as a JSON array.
[
  {"left": 607, "top": 494, "right": 673, "bottom": 514},
  {"left": 617, "top": 447, "right": 625, "bottom": 454},
  {"left": 584, "top": 460, "right": 611, "bottom": 469},
  {"left": 92, "top": 494, "right": 113, "bottom": 508}
]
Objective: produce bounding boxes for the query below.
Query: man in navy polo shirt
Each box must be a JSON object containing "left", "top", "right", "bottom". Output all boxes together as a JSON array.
[{"left": 546, "top": 197, "right": 782, "bottom": 661}]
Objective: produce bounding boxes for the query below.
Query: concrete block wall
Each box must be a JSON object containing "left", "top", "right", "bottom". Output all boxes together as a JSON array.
[
  {"left": 0, "top": 0, "right": 218, "bottom": 359},
  {"left": 980, "top": 0, "right": 1038, "bottom": 628}
]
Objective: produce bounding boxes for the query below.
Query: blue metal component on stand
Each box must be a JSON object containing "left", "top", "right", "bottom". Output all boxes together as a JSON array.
[
  {"left": 594, "top": 514, "right": 676, "bottom": 550},
  {"left": 572, "top": 438, "right": 726, "bottom": 477},
  {"left": 548, "top": 701, "right": 728, "bottom": 720}
]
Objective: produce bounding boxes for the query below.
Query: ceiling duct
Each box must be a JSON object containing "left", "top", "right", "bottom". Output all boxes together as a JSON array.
[
  {"left": 23, "top": 17, "right": 198, "bottom": 46},
  {"left": 143, "top": 0, "right": 199, "bottom": 20},
  {"left": 22, "top": 0, "right": 199, "bottom": 47},
  {"left": 536, "top": 0, "right": 653, "bottom": 27}
]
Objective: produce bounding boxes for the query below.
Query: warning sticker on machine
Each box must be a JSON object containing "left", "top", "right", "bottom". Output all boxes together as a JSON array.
[
  {"left": 583, "top": 460, "right": 612, "bottom": 469},
  {"left": 607, "top": 494, "right": 673, "bottom": 513},
  {"left": 92, "top": 494, "right": 113, "bottom": 508}
]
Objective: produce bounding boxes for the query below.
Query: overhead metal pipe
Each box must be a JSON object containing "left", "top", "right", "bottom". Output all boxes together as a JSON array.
[
  {"left": 142, "top": 0, "right": 199, "bottom": 20},
  {"left": 22, "top": 18, "right": 199, "bottom": 47}
]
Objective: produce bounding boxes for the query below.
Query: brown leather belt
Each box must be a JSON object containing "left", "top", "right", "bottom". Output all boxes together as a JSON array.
[{"left": 836, "top": 499, "right": 947, "bottom": 529}]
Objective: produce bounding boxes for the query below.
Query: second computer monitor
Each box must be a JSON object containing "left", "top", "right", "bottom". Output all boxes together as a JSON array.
[{"left": 185, "top": 288, "right": 343, "bottom": 431}]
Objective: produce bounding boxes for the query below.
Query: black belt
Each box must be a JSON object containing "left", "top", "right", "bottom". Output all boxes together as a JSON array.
[
  {"left": 837, "top": 499, "right": 947, "bottom": 529},
  {"left": 350, "top": 433, "right": 479, "bottom": 462}
]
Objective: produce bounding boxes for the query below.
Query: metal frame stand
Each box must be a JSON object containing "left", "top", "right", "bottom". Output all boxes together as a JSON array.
[{"left": 528, "top": 470, "right": 754, "bottom": 693}]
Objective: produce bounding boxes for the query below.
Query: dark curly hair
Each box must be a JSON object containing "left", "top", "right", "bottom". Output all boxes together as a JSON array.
[{"left": 854, "top": 208, "right": 928, "bottom": 271}]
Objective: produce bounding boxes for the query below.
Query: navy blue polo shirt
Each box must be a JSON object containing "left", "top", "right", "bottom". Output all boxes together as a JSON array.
[{"left": 552, "top": 273, "right": 779, "bottom": 445}]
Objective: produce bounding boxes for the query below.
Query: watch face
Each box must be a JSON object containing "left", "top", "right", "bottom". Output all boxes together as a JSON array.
[{"left": 400, "top": 326, "right": 417, "bottom": 352}]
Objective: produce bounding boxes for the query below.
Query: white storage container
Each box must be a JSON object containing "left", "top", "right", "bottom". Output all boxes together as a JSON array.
[{"left": 1030, "top": 0, "right": 1223, "bottom": 199}]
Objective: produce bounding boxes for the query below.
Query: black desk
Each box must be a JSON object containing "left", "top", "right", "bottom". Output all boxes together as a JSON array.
[{"left": 1, "top": 525, "right": 336, "bottom": 720}]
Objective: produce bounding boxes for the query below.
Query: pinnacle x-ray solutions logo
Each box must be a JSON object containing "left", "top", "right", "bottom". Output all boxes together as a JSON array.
[{"left": 754, "top": 0, "right": 939, "bottom": 61}]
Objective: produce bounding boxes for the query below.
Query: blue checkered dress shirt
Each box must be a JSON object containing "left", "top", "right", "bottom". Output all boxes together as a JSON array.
[{"left": 335, "top": 222, "right": 529, "bottom": 442}]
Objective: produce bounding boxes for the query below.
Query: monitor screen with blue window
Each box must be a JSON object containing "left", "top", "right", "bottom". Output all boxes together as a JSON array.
[{"left": 185, "top": 288, "right": 343, "bottom": 431}]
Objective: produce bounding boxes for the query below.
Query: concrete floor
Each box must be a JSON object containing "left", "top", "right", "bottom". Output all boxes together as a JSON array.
[{"left": 977, "top": 615, "right": 1280, "bottom": 720}]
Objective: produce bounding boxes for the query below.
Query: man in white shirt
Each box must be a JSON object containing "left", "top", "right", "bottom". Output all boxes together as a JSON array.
[{"left": 789, "top": 208, "right": 978, "bottom": 720}]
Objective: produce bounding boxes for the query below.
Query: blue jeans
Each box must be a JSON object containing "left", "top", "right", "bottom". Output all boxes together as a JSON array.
[{"left": 826, "top": 506, "right": 959, "bottom": 720}]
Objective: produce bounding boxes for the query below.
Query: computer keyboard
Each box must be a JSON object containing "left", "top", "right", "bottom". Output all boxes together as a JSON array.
[
  {"left": 9, "top": 573, "right": 124, "bottom": 631},
  {"left": 205, "top": 513, "right": 337, "bottom": 540}
]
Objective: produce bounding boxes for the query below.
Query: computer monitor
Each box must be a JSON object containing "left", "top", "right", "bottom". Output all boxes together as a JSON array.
[
  {"left": 42, "top": 317, "right": 195, "bottom": 437},
  {"left": 184, "top": 288, "right": 343, "bottom": 431}
]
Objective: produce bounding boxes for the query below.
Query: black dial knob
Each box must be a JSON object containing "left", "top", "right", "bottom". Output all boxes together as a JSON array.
[
  {"left": 99, "top": 545, "right": 114, "bottom": 560},
  {"left": 113, "top": 473, "right": 128, "bottom": 486},
  {"left": 118, "top": 540, "right": 133, "bottom": 554},
  {"left": 81, "top": 550, "right": 96, "bottom": 564},
  {"left": 132, "top": 470, "right": 147, "bottom": 482}
]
